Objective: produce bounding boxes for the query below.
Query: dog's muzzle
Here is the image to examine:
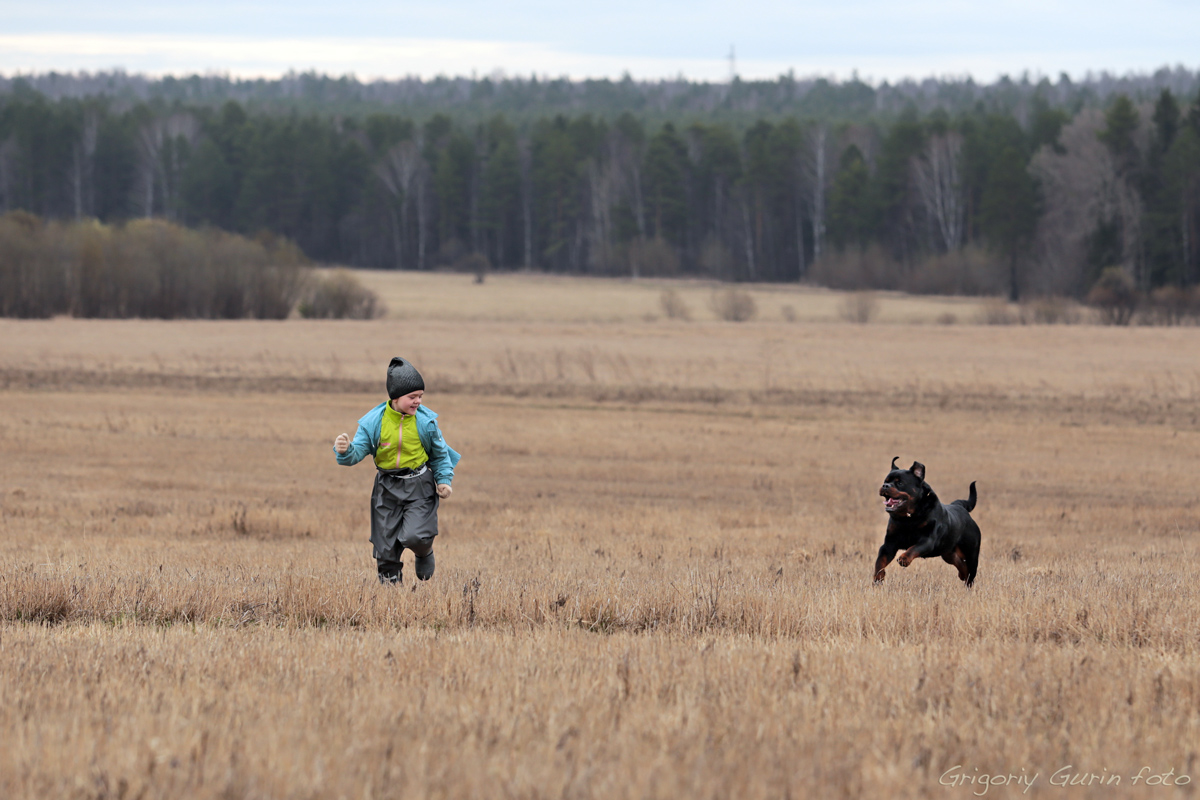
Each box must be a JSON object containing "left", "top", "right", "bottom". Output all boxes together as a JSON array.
[{"left": 880, "top": 487, "right": 909, "bottom": 513}]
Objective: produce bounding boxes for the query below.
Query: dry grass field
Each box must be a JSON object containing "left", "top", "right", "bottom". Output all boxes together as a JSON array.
[
  {"left": 347, "top": 269, "right": 992, "bottom": 324},
  {"left": 2, "top": 273, "right": 1200, "bottom": 799}
]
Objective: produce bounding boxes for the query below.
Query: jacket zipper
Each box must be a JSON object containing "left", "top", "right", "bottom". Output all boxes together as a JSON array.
[{"left": 396, "top": 415, "right": 403, "bottom": 469}]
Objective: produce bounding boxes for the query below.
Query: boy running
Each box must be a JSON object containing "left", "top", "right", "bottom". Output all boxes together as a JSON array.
[{"left": 333, "top": 357, "right": 461, "bottom": 584}]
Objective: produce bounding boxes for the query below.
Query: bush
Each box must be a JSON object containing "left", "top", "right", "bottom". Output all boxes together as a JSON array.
[
  {"left": 453, "top": 252, "right": 491, "bottom": 284},
  {"left": 1086, "top": 267, "right": 1139, "bottom": 325},
  {"left": 436, "top": 238, "right": 467, "bottom": 267},
  {"left": 977, "top": 297, "right": 1017, "bottom": 325},
  {"left": 907, "top": 247, "right": 1007, "bottom": 296},
  {"left": 838, "top": 291, "right": 880, "bottom": 324},
  {"left": 709, "top": 287, "right": 757, "bottom": 322},
  {"left": 298, "top": 270, "right": 384, "bottom": 319},
  {"left": 807, "top": 245, "right": 1016, "bottom": 298},
  {"left": 659, "top": 288, "right": 691, "bottom": 321},
  {"left": 0, "top": 212, "right": 63, "bottom": 317},
  {"left": 626, "top": 237, "right": 680, "bottom": 278},
  {"left": 698, "top": 237, "right": 734, "bottom": 280},
  {"left": 1019, "top": 296, "right": 1081, "bottom": 325},
  {"left": 0, "top": 213, "right": 307, "bottom": 319},
  {"left": 1145, "top": 286, "right": 1199, "bottom": 325},
  {"left": 807, "top": 245, "right": 897, "bottom": 291}
]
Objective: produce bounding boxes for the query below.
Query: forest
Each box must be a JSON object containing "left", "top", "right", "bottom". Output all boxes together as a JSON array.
[{"left": 2, "top": 69, "right": 1199, "bottom": 302}]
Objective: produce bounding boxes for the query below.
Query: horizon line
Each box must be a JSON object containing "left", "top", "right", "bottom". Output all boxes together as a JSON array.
[{"left": 3, "top": 63, "right": 1198, "bottom": 91}]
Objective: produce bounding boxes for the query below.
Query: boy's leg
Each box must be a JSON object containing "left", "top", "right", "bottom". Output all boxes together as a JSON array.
[
  {"left": 371, "top": 473, "right": 408, "bottom": 584},
  {"left": 376, "top": 557, "right": 403, "bottom": 585},
  {"left": 398, "top": 472, "right": 440, "bottom": 581},
  {"left": 413, "top": 550, "right": 435, "bottom": 581}
]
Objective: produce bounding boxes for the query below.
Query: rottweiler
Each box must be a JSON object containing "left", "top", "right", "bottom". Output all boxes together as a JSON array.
[{"left": 874, "top": 457, "right": 980, "bottom": 587}]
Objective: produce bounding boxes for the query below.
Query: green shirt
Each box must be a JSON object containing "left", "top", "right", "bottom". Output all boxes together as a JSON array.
[{"left": 374, "top": 403, "right": 429, "bottom": 471}]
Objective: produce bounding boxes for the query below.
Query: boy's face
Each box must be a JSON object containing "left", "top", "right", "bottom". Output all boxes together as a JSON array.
[{"left": 391, "top": 390, "right": 424, "bottom": 415}]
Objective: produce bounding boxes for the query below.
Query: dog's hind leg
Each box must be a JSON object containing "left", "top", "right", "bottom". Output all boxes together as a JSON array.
[
  {"left": 945, "top": 547, "right": 972, "bottom": 583},
  {"left": 961, "top": 525, "right": 981, "bottom": 587},
  {"left": 963, "top": 546, "right": 979, "bottom": 587}
]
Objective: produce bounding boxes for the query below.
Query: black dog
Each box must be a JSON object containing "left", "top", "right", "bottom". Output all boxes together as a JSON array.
[{"left": 874, "top": 458, "right": 980, "bottom": 587}]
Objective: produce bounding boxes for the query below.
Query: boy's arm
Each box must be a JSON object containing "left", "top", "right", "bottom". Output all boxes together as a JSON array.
[
  {"left": 424, "top": 421, "right": 460, "bottom": 485},
  {"left": 334, "top": 421, "right": 374, "bottom": 466}
]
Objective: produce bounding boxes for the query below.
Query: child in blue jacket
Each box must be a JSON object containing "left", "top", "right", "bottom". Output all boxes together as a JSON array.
[{"left": 333, "top": 357, "right": 461, "bottom": 584}]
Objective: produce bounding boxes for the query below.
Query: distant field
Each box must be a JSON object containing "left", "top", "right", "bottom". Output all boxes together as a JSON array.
[
  {"left": 2, "top": 287, "right": 1199, "bottom": 799},
  {"left": 345, "top": 268, "right": 994, "bottom": 324}
]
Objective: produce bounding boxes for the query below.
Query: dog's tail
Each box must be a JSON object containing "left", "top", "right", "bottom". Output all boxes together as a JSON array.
[{"left": 952, "top": 481, "right": 977, "bottom": 512}]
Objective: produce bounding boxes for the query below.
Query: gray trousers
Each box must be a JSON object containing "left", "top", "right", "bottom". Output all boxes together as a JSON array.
[{"left": 371, "top": 468, "right": 439, "bottom": 565}]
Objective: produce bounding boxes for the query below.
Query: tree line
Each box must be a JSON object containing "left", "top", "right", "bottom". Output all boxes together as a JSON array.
[
  {"left": 9, "top": 68, "right": 1199, "bottom": 125},
  {"left": 2, "top": 80, "right": 1199, "bottom": 299}
]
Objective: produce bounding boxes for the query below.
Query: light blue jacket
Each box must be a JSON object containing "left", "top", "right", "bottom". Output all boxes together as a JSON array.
[{"left": 334, "top": 402, "right": 461, "bottom": 485}]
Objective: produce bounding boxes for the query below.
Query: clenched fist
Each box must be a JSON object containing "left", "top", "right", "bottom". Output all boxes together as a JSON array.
[
  {"left": 436, "top": 484, "right": 453, "bottom": 499},
  {"left": 334, "top": 433, "right": 350, "bottom": 454}
]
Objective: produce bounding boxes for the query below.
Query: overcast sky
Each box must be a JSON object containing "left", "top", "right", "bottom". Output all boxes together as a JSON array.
[{"left": 1, "top": 0, "right": 1196, "bottom": 84}]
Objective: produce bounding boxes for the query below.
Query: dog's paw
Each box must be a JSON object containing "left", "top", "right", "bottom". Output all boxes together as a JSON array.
[
  {"left": 897, "top": 552, "right": 914, "bottom": 567},
  {"left": 873, "top": 570, "right": 886, "bottom": 583}
]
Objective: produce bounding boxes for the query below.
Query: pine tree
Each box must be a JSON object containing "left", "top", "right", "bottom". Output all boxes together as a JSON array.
[
  {"left": 828, "top": 145, "right": 872, "bottom": 251},
  {"left": 1099, "top": 94, "right": 1140, "bottom": 176},
  {"left": 980, "top": 145, "right": 1038, "bottom": 300},
  {"left": 643, "top": 123, "right": 689, "bottom": 246}
]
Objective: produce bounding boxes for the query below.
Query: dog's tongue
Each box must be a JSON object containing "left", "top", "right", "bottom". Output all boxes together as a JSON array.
[{"left": 884, "top": 497, "right": 902, "bottom": 511}]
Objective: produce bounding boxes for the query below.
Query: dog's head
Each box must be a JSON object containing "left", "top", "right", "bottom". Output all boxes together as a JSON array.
[{"left": 879, "top": 457, "right": 935, "bottom": 517}]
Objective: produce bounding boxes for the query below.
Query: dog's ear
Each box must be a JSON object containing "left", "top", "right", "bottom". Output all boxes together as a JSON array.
[
  {"left": 890, "top": 456, "right": 900, "bottom": 471},
  {"left": 910, "top": 462, "right": 925, "bottom": 481}
]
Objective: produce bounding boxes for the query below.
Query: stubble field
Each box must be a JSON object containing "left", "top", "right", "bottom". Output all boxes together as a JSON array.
[{"left": 2, "top": 272, "right": 1199, "bottom": 799}]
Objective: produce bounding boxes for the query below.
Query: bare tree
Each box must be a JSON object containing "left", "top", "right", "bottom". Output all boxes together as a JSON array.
[
  {"left": 740, "top": 189, "right": 756, "bottom": 281},
  {"left": 70, "top": 110, "right": 99, "bottom": 220},
  {"left": 610, "top": 126, "right": 646, "bottom": 240},
  {"left": 805, "top": 126, "right": 830, "bottom": 260},
  {"left": 911, "top": 132, "right": 965, "bottom": 252},
  {"left": 415, "top": 175, "right": 429, "bottom": 269},
  {"left": 518, "top": 135, "right": 533, "bottom": 269},
  {"left": 375, "top": 140, "right": 425, "bottom": 269},
  {"left": 471, "top": 127, "right": 486, "bottom": 255},
  {"left": 136, "top": 122, "right": 159, "bottom": 217},
  {"left": 136, "top": 113, "right": 199, "bottom": 218},
  {"left": 793, "top": 146, "right": 807, "bottom": 280},
  {"left": 1030, "top": 109, "right": 1142, "bottom": 295},
  {"left": 587, "top": 157, "right": 619, "bottom": 273}
]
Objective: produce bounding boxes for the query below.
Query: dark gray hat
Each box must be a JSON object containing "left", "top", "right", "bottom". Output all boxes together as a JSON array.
[{"left": 386, "top": 357, "right": 425, "bottom": 399}]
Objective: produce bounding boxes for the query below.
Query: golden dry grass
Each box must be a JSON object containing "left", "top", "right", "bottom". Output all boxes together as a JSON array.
[
  {"left": 2, "top": 278, "right": 1200, "bottom": 798},
  {"left": 345, "top": 269, "right": 994, "bottom": 324},
  {"left": 4, "top": 316, "right": 1197, "bottom": 411}
]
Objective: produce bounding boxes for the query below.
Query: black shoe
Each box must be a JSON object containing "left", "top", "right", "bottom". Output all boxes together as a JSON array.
[
  {"left": 377, "top": 561, "right": 403, "bottom": 585},
  {"left": 414, "top": 551, "right": 435, "bottom": 581}
]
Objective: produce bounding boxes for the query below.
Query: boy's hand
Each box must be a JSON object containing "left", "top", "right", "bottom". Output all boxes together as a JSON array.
[
  {"left": 334, "top": 433, "right": 350, "bottom": 454},
  {"left": 436, "top": 484, "right": 453, "bottom": 499}
]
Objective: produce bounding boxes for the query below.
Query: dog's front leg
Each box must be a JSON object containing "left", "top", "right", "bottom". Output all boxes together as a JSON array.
[
  {"left": 897, "top": 539, "right": 935, "bottom": 567},
  {"left": 874, "top": 542, "right": 900, "bottom": 583}
]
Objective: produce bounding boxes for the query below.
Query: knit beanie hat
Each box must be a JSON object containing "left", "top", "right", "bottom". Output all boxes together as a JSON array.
[{"left": 386, "top": 357, "right": 425, "bottom": 399}]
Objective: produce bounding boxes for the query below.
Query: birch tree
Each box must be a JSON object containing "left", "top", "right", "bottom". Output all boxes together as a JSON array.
[
  {"left": 805, "top": 126, "right": 830, "bottom": 260},
  {"left": 518, "top": 135, "right": 532, "bottom": 269},
  {"left": 375, "top": 140, "right": 424, "bottom": 269},
  {"left": 912, "top": 132, "right": 965, "bottom": 252},
  {"left": 136, "top": 113, "right": 199, "bottom": 218},
  {"left": 70, "top": 110, "right": 99, "bottom": 219}
]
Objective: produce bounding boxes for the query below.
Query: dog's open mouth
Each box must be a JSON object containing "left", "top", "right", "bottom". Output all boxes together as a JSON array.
[{"left": 883, "top": 496, "right": 905, "bottom": 512}]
